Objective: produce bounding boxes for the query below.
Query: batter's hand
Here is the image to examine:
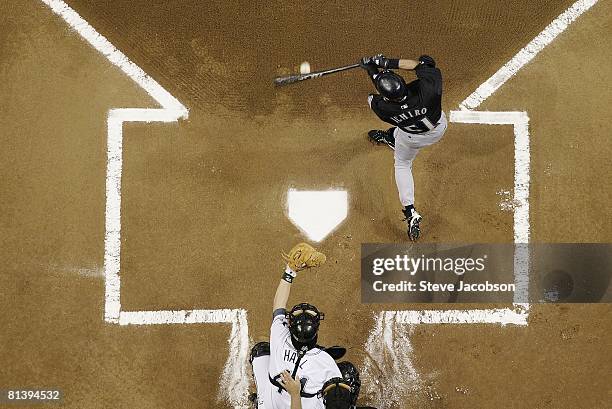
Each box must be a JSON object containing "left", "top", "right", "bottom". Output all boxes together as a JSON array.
[
  {"left": 280, "top": 371, "right": 301, "bottom": 397},
  {"left": 372, "top": 54, "right": 390, "bottom": 69},
  {"left": 359, "top": 56, "right": 376, "bottom": 69}
]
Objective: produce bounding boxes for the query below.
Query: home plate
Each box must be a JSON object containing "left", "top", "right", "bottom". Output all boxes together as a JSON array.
[{"left": 287, "top": 189, "right": 348, "bottom": 242}]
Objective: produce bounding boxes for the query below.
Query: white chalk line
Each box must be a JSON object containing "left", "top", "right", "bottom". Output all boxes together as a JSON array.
[
  {"left": 40, "top": 0, "right": 186, "bottom": 114},
  {"left": 460, "top": 0, "right": 599, "bottom": 110},
  {"left": 451, "top": 111, "right": 531, "bottom": 305},
  {"left": 392, "top": 306, "right": 529, "bottom": 326},
  {"left": 449, "top": 111, "right": 530, "bottom": 240},
  {"left": 119, "top": 309, "right": 241, "bottom": 325},
  {"left": 40, "top": 1, "right": 248, "bottom": 408},
  {"left": 375, "top": 110, "right": 532, "bottom": 330},
  {"left": 362, "top": 312, "right": 421, "bottom": 408},
  {"left": 120, "top": 309, "right": 251, "bottom": 408}
]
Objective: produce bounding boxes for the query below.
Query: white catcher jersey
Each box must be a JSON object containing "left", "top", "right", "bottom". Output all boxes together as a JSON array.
[{"left": 266, "top": 310, "right": 341, "bottom": 409}]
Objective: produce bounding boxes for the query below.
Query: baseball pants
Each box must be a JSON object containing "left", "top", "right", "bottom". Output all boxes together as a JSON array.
[{"left": 394, "top": 111, "right": 447, "bottom": 208}]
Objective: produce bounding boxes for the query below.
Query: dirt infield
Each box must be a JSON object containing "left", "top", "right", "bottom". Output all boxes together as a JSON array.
[
  {"left": 61, "top": 0, "right": 579, "bottom": 115},
  {"left": 1, "top": 1, "right": 610, "bottom": 408}
]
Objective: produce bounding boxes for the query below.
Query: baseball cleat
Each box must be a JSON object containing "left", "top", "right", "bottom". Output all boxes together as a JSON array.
[
  {"left": 368, "top": 129, "right": 395, "bottom": 150},
  {"left": 403, "top": 208, "right": 422, "bottom": 241}
]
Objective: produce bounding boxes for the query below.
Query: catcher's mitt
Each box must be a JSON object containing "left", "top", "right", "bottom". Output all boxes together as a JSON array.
[{"left": 282, "top": 243, "right": 326, "bottom": 272}]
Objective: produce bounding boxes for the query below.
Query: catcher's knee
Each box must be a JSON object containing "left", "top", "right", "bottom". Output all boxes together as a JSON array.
[{"left": 249, "top": 342, "right": 270, "bottom": 365}]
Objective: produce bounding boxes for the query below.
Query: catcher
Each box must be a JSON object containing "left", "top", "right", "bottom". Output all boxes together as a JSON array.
[{"left": 249, "top": 243, "right": 342, "bottom": 409}]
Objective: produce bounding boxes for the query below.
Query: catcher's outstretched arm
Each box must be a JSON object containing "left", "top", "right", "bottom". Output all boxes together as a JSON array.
[
  {"left": 273, "top": 243, "right": 326, "bottom": 312},
  {"left": 273, "top": 269, "right": 293, "bottom": 312}
]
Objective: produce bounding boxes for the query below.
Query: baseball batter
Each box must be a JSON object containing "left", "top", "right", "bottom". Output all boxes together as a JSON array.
[
  {"left": 250, "top": 243, "right": 342, "bottom": 409},
  {"left": 360, "top": 54, "right": 447, "bottom": 241}
]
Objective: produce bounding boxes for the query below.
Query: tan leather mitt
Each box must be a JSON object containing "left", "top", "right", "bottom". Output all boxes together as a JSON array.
[{"left": 282, "top": 243, "right": 326, "bottom": 272}]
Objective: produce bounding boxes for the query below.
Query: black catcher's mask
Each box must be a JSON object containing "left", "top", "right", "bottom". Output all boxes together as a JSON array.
[{"left": 286, "top": 303, "right": 324, "bottom": 344}]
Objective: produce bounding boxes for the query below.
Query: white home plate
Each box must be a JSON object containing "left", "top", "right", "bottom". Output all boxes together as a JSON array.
[{"left": 287, "top": 189, "right": 348, "bottom": 242}]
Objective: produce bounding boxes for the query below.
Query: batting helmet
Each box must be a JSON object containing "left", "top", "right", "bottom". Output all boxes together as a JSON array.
[
  {"left": 337, "top": 361, "right": 361, "bottom": 406},
  {"left": 286, "top": 303, "right": 324, "bottom": 344},
  {"left": 319, "top": 377, "right": 353, "bottom": 409},
  {"left": 375, "top": 70, "right": 406, "bottom": 101}
]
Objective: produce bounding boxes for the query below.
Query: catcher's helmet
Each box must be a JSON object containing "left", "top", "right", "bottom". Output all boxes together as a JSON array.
[
  {"left": 319, "top": 377, "right": 353, "bottom": 409},
  {"left": 286, "top": 303, "right": 324, "bottom": 344},
  {"left": 375, "top": 70, "right": 406, "bottom": 101},
  {"left": 337, "top": 361, "right": 361, "bottom": 406}
]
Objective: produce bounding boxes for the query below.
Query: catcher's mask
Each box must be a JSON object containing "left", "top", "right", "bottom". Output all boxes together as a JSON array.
[
  {"left": 286, "top": 303, "right": 324, "bottom": 344},
  {"left": 318, "top": 377, "right": 353, "bottom": 409},
  {"left": 375, "top": 70, "right": 407, "bottom": 102},
  {"left": 337, "top": 361, "right": 361, "bottom": 406}
]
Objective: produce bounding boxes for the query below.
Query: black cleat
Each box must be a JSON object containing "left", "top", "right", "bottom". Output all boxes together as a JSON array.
[
  {"left": 368, "top": 129, "right": 395, "bottom": 150},
  {"left": 403, "top": 208, "right": 422, "bottom": 241}
]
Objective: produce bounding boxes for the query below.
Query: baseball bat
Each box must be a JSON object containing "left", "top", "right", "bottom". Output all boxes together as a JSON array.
[{"left": 274, "top": 63, "right": 361, "bottom": 87}]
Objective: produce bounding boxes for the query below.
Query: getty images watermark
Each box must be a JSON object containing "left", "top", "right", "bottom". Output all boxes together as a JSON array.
[
  {"left": 361, "top": 244, "right": 612, "bottom": 304},
  {"left": 370, "top": 253, "right": 516, "bottom": 293}
]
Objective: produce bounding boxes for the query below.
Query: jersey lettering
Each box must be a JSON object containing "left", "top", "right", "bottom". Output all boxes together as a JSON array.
[
  {"left": 390, "top": 107, "right": 428, "bottom": 124},
  {"left": 283, "top": 349, "right": 297, "bottom": 363}
]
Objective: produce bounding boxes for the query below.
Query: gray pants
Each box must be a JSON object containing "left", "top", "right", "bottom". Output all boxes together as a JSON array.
[{"left": 394, "top": 112, "right": 448, "bottom": 207}]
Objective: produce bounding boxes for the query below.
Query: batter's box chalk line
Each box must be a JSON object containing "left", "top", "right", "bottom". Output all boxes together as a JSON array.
[
  {"left": 40, "top": 1, "right": 250, "bottom": 407},
  {"left": 365, "top": 0, "right": 599, "bottom": 403},
  {"left": 377, "top": 0, "right": 600, "bottom": 331},
  {"left": 362, "top": 111, "right": 531, "bottom": 406}
]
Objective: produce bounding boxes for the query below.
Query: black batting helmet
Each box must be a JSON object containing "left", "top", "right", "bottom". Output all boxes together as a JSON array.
[
  {"left": 375, "top": 70, "right": 406, "bottom": 101},
  {"left": 337, "top": 361, "right": 361, "bottom": 406},
  {"left": 319, "top": 377, "right": 353, "bottom": 409},
  {"left": 286, "top": 303, "right": 324, "bottom": 344}
]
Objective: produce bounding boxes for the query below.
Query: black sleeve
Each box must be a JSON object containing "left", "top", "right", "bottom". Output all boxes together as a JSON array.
[
  {"left": 414, "top": 57, "right": 442, "bottom": 95},
  {"left": 387, "top": 58, "right": 400, "bottom": 69},
  {"left": 415, "top": 63, "right": 440, "bottom": 80},
  {"left": 370, "top": 96, "right": 393, "bottom": 121},
  {"left": 419, "top": 55, "right": 436, "bottom": 67}
]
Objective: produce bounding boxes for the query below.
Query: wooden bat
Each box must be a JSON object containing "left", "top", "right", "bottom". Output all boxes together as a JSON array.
[{"left": 274, "top": 63, "right": 361, "bottom": 87}]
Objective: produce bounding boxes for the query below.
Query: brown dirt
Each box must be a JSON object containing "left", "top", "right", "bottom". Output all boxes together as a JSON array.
[{"left": 1, "top": 0, "right": 610, "bottom": 408}]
